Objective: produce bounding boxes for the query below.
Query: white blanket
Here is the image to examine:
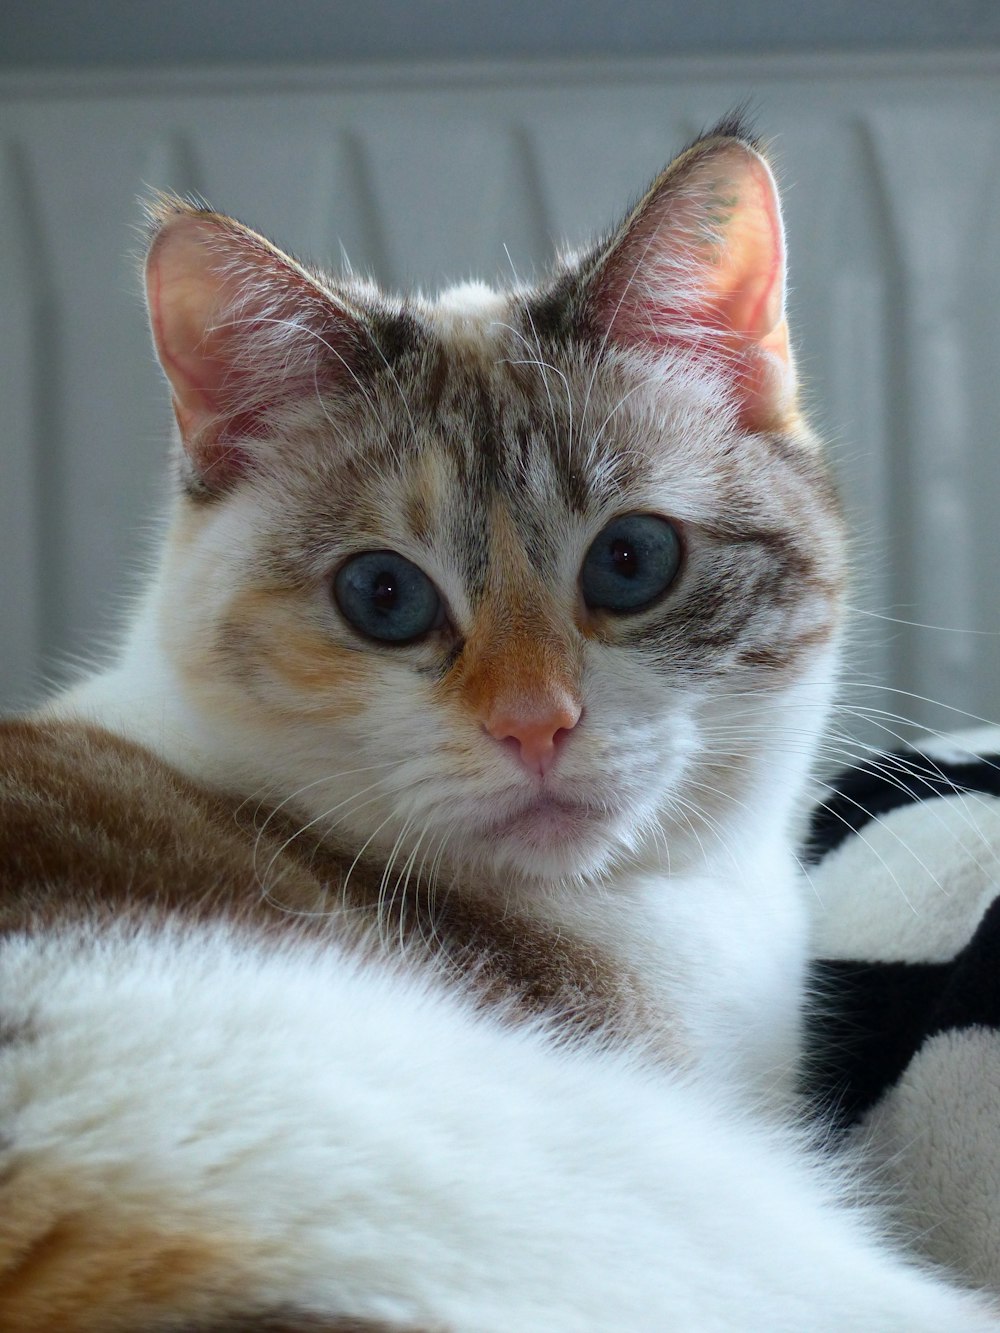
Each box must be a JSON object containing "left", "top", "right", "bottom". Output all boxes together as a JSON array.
[{"left": 805, "top": 728, "right": 1000, "bottom": 1290}]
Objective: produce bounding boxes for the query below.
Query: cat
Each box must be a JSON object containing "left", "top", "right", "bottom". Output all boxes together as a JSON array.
[{"left": 0, "top": 115, "right": 996, "bottom": 1331}]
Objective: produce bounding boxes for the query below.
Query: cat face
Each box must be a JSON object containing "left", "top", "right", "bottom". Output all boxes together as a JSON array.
[{"left": 146, "top": 124, "right": 845, "bottom": 887}]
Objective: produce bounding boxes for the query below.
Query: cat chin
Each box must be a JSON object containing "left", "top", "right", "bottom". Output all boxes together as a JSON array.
[{"left": 476, "top": 802, "right": 626, "bottom": 884}]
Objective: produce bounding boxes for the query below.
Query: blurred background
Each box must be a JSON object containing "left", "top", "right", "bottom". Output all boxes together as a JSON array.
[{"left": 2, "top": 1, "right": 1000, "bottom": 754}]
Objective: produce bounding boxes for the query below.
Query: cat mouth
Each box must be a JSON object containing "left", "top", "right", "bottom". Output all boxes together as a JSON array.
[{"left": 487, "top": 793, "right": 610, "bottom": 849}]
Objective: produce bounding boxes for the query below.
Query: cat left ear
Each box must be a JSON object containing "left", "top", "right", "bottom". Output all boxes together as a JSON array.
[
  {"left": 580, "top": 129, "right": 796, "bottom": 432},
  {"left": 145, "top": 197, "right": 370, "bottom": 492}
]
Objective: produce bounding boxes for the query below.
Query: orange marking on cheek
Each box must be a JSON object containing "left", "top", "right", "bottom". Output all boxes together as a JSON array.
[
  {"left": 269, "top": 642, "right": 372, "bottom": 720},
  {"left": 187, "top": 586, "right": 374, "bottom": 723}
]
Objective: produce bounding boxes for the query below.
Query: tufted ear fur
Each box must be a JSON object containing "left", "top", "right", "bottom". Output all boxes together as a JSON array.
[
  {"left": 144, "top": 197, "right": 372, "bottom": 493},
  {"left": 580, "top": 123, "right": 795, "bottom": 432}
]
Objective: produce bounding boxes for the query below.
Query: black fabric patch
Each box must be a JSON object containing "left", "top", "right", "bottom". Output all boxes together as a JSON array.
[
  {"left": 804, "top": 894, "right": 1000, "bottom": 1129},
  {"left": 805, "top": 750, "right": 1000, "bottom": 865},
  {"left": 804, "top": 957, "right": 952, "bottom": 1129}
]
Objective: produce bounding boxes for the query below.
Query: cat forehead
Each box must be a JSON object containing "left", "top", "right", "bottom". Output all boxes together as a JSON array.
[
  {"left": 220, "top": 281, "right": 788, "bottom": 575},
  {"left": 265, "top": 337, "right": 753, "bottom": 586},
  {"left": 358, "top": 335, "right": 666, "bottom": 520},
  {"left": 385, "top": 317, "right": 739, "bottom": 499},
  {"left": 276, "top": 267, "right": 742, "bottom": 514}
]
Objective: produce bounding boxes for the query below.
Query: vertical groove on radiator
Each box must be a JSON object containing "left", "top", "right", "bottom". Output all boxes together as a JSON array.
[
  {"left": 302, "top": 132, "right": 389, "bottom": 282},
  {"left": 140, "top": 134, "right": 204, "bottom": 204},
  {"left": 868, "top": 107, "right": 992, "bottom": 730},
  {"left": 482, "top": 126, "right": 552, "bottom": 288},
  {"left": 830, "top": 117, "right": 900, "bottom": 743},
  {"left": 0, "top": 143, "right": 52, "bottom": 706}
]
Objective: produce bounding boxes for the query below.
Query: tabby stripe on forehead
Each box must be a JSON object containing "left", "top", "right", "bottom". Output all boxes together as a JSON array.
[
  {"left": 422, "top": 341, "right": 451, "bottom": 419},
  {"left": 468, "top": 370, "right": 504, "bottom": 483},
  {"left": 521, "top": 277, "right": 579, "bottom": 345},
  {"left": 366, "top": 307, "right": 425, "bottom": 368}
]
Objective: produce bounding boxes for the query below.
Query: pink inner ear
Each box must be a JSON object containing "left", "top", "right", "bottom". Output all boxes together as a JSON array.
[
  {"left": 145, "top": 206, "right": 361, "bottom": 488},
  {"left": 146, "top": 215, "right": 247, "bottom": 442},
  {"left": 596, "top": 142, "right": 797, "bottom": 430},
  {"left": 704, "top": 154, "right": 786, "bottom": 348}
]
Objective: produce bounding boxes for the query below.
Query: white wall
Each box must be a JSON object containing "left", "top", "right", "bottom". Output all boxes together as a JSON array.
[{"left": 2, "top": 53, "right": 1000, "bottom": 750}]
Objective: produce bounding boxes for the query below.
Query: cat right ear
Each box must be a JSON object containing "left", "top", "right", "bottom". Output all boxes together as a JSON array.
[
  {"left": 144, "top": 197, "right": 369, "bottom": 492},
  {"left": 575, "top": 124, "right": 797, "bottom": 433}
]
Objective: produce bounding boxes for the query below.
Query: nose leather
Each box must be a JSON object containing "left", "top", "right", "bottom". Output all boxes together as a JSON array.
[{"left": 484, "top": 697, "right": 582, "bottom": 777}]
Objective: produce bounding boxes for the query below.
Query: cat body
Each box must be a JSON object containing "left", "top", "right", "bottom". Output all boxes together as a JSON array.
[{"left": 1, "top": 120, "right": 996, "bottom": 1329}]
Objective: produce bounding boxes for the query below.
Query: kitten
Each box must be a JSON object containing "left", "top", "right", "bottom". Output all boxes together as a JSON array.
[{"left": 0, "top": 118, "right": 995, "bottom": 1330}]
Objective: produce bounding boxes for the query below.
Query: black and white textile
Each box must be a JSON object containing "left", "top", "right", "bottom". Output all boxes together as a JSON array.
[{"left": 804, "top": 728, "right": 1000, "bottom": 1290}]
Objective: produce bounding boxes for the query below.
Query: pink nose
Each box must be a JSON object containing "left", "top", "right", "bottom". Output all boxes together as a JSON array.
[{"left": 484, "top": 698, "right": 582, "bottom": 777}]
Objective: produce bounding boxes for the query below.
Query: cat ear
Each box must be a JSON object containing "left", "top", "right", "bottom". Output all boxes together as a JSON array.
[
  {"left": 145, "top": 197, "right": 369, "bottom": 492},
  {"left": 581, "top": 128, "right": 795, "bottom": 432}
]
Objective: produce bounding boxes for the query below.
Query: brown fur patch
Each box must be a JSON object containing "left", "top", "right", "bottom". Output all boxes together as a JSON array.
[
  {"left": 0, "top": 720, "right": 642, "bottom": 1038},
  {"left": 0, "top": 1210, "right": 243, "bottom": 1332},
  {"left": 401, "top": 450, "right": 451, "bottom": 549},
  {"left": 450, "top": 619, "right": 581, "bottom": 730},
  {"left": 0, "top": 1208, "right": 435, "bottom": 1332},
  {"left": 444, "top": 509, "right": 583, "bottom": 728},
  {"left": 0, "top": 720, "right": 331, "bottom": 933}
]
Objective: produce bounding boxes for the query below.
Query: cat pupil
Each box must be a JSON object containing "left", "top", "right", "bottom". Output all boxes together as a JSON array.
[
  {"left": 372, "top": 574, "right": 397, "bottom": 612},
  {"left": 610, "top": 539, "right": 638, "bottom": 578}
]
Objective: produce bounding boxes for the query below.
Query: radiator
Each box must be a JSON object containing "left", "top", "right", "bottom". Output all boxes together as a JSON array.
[{"left": 3, "top": 53, "right": 999, "bottom": 752}]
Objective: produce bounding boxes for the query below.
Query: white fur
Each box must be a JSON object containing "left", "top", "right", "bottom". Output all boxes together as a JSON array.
[
  {"left": 31, "top": 588, "right": 1000, "bottom": 1328},
  {"left": 2, "top": 922, "right": 997, "bottom": 1330}
]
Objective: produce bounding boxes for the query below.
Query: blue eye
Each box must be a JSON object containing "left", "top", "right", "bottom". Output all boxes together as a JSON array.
[
  {"left": 334, "top": 551, "right": 442, "bottom": 643},
  {"left": 581, "top": 513, "right": 682, "bottom": 613}
]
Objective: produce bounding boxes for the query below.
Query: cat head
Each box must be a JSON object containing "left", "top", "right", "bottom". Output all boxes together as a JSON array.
[{"left": 143, "top": 119, "right": 844, "bottom": 888}]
